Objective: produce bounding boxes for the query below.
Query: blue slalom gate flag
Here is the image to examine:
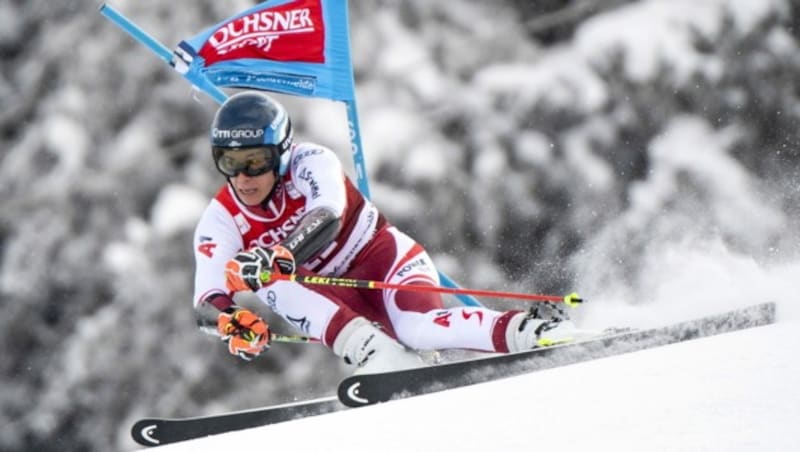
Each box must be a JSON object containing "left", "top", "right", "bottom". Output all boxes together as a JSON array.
[{"left": 174, "top": 0, "right": 356, "bottom": 103}]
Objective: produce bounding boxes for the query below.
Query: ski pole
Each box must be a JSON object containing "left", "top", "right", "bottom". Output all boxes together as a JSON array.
[
  {"left": 270, "top": 332, "right": 320, "bottom": 344},
  {"left": 261, "top": 272, "right": 583, "bottom": 306}
]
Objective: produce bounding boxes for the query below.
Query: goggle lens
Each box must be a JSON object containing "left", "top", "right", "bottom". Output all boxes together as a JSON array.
[{"left": 213, "top": 147, "right": 277, "bottom": 177}]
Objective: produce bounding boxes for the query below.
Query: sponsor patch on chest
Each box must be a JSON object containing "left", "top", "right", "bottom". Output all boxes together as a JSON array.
[
  {"left": 284, "top": 181, "right": 302, "bottom": 199},
  {"left": 234, "top": 213, "right": 251, "bottom": 234}
]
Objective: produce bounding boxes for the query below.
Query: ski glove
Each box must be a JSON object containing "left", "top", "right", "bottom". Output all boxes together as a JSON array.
[
  {"left": 217, "top": 307, "right": 270, "bottom": 361},
  {"left": 224, "top": 245, "right": 296, "bottom": 292}
]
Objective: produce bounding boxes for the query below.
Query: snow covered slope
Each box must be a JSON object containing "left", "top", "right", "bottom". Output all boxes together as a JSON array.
[{"left": 141, "top": 298, "right": 800, "bottom": 452}]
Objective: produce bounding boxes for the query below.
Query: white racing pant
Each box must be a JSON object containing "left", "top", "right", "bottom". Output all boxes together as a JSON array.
[{"left": 254, "top": 227, "right": 509, "bottom": 352}]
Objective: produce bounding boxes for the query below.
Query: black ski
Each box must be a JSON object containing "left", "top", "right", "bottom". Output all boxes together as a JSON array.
[
  {"left": 131, "top": 396, "right": 342, "bottom": 447},
  {"left": 337, "top": 302, "right": 776, "bottom": 407},
  {"left": 131, "top": 302, "right": 775, "bottom": 445}
]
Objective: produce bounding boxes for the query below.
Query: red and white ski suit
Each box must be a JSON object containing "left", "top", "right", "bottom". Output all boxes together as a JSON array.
[{"left": 193, "top": 143, "right": 517, "bottom": 351}]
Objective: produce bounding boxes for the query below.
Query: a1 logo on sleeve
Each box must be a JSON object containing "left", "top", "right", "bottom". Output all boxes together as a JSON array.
[{"left": 197, "top": 236, "right": 218, "bottom": 258}]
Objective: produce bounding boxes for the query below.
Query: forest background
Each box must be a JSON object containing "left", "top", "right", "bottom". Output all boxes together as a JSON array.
[{"left": 0, "top": 1, "right": 797, "bottom": 450}]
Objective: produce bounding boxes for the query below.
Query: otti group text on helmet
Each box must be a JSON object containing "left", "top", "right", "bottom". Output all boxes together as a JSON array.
[{"left": 212, "top": 128, "right": 266, "bottom": 140}]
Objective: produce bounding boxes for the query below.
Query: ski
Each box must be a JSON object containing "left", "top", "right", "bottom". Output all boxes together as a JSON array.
[
  {"left": 131, "top": 302, "right": 775, "bottom": 445},
  {"left": 337, "top": 302, "right": 776, "bottom": 407},
  {"left": 131, "top": 396, "right": 343, "bottom": 447}
]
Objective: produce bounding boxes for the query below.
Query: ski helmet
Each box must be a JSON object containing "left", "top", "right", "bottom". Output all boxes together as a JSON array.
[{"left": 210, "top": 91, "right": 293, "bottom": 177}]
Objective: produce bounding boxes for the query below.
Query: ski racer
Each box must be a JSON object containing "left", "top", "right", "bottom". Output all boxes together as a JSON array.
[{"left": 193, "top": 91, "right": 575, "bottom": 373}]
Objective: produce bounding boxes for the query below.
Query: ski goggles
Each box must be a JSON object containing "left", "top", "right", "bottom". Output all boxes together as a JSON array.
[{"left": 212, "top": 146, "right": 279, "bottom": 178}]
